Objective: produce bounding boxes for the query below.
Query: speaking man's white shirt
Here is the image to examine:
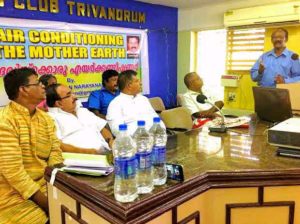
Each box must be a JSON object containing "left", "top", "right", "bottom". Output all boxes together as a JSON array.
[
  {"left": 106, "top": 93, "right": 165, "bottom": 136},
  {"left": 48, "top": 105, "right": 109, "bottom": 151}
]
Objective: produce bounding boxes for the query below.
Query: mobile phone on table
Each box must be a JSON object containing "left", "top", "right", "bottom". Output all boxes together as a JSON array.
[{"left": 166, "top": 163, "right": 184, "bottom": 182}]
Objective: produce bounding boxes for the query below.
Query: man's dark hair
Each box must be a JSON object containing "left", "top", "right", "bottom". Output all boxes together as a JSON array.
[
  {"left": 46, "top": 83, "right": 62, "bottom": 107},
  {"left": 4, "top": 67, "right": 38, "bottom": 100},
  {"left": 184, "top": 72, "right": 197, "bottom": 88},
  {"left": 39, "top": 74, "right": 56, "bottom": 87},
  {"left": 272, "top": 28, "right": 289, "bottom": 41},
  {"left": 127, "top": 36, "right": 140, "bottom": 43},
  {"left": 118, "top": 70, "right": 137, "bottom": 91},
  {"left": 102, "top": 70, "right": 119, "bottom": 87}
]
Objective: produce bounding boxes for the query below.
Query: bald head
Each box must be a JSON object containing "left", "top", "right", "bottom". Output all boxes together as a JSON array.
[
  {"left": 184, "top": 72, "right": 196, "bottom": 88},
  {"left": 184, "top": 72, "right": 203, "bottom": 92}
]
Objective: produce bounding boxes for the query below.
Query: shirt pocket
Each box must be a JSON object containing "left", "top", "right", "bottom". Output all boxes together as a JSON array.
[
  {"left": 262, "top": 58, "right": 271, "bottom": 71},
  {"left": 122, "top": 105, "right": 136, "bottom": 123},
  {"left": 280, "top": 59, "right": 291, "bottom": 76}
]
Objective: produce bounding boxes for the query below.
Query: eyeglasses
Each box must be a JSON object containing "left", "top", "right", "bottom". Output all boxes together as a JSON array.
[
  {"left": 58, "top": 94, "right": 72, "bottom": 100},
  {"left": 23, "top": 80, "right": 43, "bottom": 87}
]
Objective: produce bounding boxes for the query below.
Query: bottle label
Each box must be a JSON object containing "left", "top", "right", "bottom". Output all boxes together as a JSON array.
[
  {"left": 114, "top": 156, "right": 137, "bottom": 179},
  {"left": 152, "top": 146, "right": 166, "bottom": 165},
  {"left": 136, "top": 151, "right": 152, "bottom": 170}
]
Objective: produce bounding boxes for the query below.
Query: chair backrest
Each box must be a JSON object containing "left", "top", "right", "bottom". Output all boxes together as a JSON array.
[
  {"left": 148, "top": 97, "right": 166, "bottom": 112},
  {"left": 177, "top": 94, "right": 184, "bottom": 106},
  {"left": 160, "top": 107, "right": 193, "bottom": 130}
]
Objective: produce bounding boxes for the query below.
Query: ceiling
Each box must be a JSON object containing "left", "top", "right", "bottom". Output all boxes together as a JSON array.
[{"left": 136, "top": 0, "right": 295, "bottom": 9}]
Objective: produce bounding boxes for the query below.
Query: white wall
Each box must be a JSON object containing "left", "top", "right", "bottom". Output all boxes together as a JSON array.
[{"left": 178, "top": 0, "right": 294, "bottom": 31}]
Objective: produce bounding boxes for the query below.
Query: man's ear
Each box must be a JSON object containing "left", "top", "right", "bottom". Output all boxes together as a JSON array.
[
  {"left": 103, "top": 80, "right": 108, "bottom": 87},
  {"left": 18, "top": 86, "right": 28, "bottom": 98},
  {"left": 54, "top": 100, "right": 62, "bottom": 108},
  {"left": 127, "top": 81, "right": 132, "bottom": 90}
]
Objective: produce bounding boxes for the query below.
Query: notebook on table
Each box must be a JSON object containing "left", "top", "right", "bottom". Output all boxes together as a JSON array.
[{"left": 62, "top": 153, "right": 114, "bottom": 176}]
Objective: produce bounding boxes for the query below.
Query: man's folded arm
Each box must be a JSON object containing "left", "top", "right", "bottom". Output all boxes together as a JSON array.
[
  {"left": 60, "top": 142, "right": 98, "bottom": 154},
  {"left": 214, "top": 101, "right": 224, "bottom": 111},
  {"left": 30, "top": 190, "right": 49, "bottom": 213},
  {"left": 48, "top": 124, "right": 64, "bottom": 166},
  {"left": 100, "top": 127, "right": 114, "bottom": 148}
]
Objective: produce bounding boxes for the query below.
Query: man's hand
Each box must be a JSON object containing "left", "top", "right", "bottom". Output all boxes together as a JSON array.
[
  {"left": 258, "top": 61, "right": 265, "bottom": 74},
  {"left": 31, "top": 190, "right": 48, "bottom": 214},
  {"left": 108, "top": 138, "right": 114, "bottom": 149},
  {"left": 275, "top": 74, "right": 285, "bottom": 84},
  {"left": 215, "top": 101, "right": 224, "bottom": 110},
  {"left": 199, "top": 109, "right": 215, "bottom": 118}
]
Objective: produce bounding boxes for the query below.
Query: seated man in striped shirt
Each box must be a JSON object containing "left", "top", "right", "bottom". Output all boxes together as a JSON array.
[{"left": 0, "top": 68, "right": 63, "bottom": 224}]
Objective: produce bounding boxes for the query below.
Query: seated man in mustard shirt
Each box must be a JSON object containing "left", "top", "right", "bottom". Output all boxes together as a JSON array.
[{"left": 0, "top": 68, "right": 63, "bottom": 224}]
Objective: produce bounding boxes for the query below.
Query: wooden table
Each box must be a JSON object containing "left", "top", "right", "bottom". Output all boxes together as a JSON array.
[{"left": 45, "top": 117, "right": 300, "bottom": 224}]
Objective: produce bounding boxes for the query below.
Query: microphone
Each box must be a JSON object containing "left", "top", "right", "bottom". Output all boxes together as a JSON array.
[
  {"left": 196, "top": 94, "right": 227, "bottom": 133},
  {"left": 196, "top": 94, "right": 207, "bottom": 104},
  {"left": 291, "top": 53, "right": 299, "bottom": 60}
]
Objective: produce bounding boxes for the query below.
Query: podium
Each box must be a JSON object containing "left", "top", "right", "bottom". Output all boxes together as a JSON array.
[{"left": 45, "top": 117, "right": 300, "bottom": 224}]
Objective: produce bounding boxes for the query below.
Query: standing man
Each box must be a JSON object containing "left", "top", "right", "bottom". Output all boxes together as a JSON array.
[
  {"left": 106, "top": 70, "right": 164, "bottom": 136},
  {"left": 88, "top": 70, "right": 119, "bottom": 119},
  {"left": 0, "top": 68, "right": 63, "bottom": 224},
  {"left": 251, "top": 28, "right": 300, "bottom": 87}
]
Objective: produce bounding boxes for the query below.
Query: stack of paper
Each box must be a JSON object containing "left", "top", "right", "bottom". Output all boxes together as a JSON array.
[
  {"left": 62, "top": 153, "right": 114, "bottom": 176},
  {"left": 204, "top": 116, "right": 250, "bottom": 128},
  {"left": 223, "top": 116, "right": 251, "bottom": 128}
]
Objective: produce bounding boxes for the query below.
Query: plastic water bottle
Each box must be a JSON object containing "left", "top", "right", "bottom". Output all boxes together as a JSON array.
[
  {"left": 113, "top": 124, "right": 138, "bottom": 203},
  {"left": 133, "top": 120, "right": 154, "bottom": 194},
  {"left": 149, "top": 117, "right": 167, "bottom": 186}
]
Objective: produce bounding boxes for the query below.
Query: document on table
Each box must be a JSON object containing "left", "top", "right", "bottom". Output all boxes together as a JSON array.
[
  {"left": 62, "top": 152, "right": 114, "bottom": 176},
  {"left": 204, "top": 116, "right": 251, "bottom": 128}
]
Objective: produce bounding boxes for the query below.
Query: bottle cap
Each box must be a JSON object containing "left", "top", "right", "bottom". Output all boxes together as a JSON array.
[
  {"left": 137, "top": 120, "right": 146, "bottom": 126},
  {"left": 119, "top": 124, "right": 127, "bottom": 131},
  {"left": 153, "top": 117, "right": 160, "bottom": 123}
]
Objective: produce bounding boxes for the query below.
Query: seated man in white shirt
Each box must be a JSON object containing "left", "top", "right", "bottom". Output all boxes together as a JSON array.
[
  {"left": 182, "top": 72, "right": 224, "bottom": 119},
  {"left": 106, "top": 70, "right": 165, "bottom": 136},
  {"left": 46, "top": 84, "right": 114, "bottom": 154}
]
